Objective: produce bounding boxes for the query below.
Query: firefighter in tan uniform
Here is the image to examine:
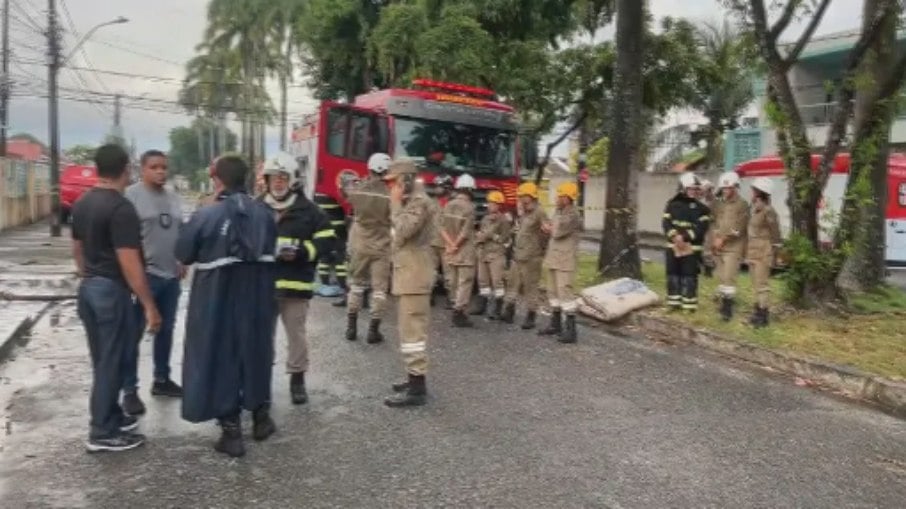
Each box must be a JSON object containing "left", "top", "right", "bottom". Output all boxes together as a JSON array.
[
  {"left": 441, "top": 174, "right": 478, "bottom": 328},
  {"left": 711, "top": 171, "right": 750, "bottom": 321},
  {"left": 344, "top": 153, "right": 392, "bottom": 344},
  {"left": 699, "top": 179, "right": 717, "bottom": 278},
  {"left": 500, "top": 182, "right": 549, "bottom": 330},
  {"left": 429, "top": 175, "right": 454, "bottom": 308},
  {"left": 383, "top": 159, "right": 434, "bottom": 407},
  {"left": 471, "top": 191, "right": 512, "bottom": 319},
  {"left": 540, "top": 182, "right": 583, "bottom": 343},
  {"left": 746, "top": 177, "right": 782, "bottom": 328}
]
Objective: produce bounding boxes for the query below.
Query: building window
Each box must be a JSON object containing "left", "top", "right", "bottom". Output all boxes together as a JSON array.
[
  {"left": 899, "top": 182, "right": 906, "bottom": 206},
  {"left": 348, "top": 113, "right": 372, "bottom": 161}
]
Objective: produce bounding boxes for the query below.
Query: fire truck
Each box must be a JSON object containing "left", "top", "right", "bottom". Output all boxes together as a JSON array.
[{"left": 289, "top": 79, "right": 525, "bottom": 217}]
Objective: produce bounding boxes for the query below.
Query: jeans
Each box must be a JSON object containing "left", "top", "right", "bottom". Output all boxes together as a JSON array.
[
  {"left": 77, "top": 277, "right": 133, "bottom": 439},
  {"left": 123, "top": 274, "right": 181, "bottom": 392}
]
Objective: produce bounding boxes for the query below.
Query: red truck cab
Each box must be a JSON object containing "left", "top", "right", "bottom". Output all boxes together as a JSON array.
[{"left": 60, "top": 164, "right": 97, "bottom": 223}]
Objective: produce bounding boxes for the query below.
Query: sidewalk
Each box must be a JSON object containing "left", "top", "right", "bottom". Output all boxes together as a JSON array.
[{"left": 0, "top": 221, "right": 76, "bottom": 361}]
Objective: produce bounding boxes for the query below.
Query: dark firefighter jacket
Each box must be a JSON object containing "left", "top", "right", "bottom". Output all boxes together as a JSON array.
[
  {"left": 269, "top": 190, "right": 335, "bottom": 300},
  {"left": 314, "top": 192, "right": 348, "bottom": 242},
  {"left": 175, "top": 190, "right": 278, "bottom": 423},
  {"left": 662, "top": 192, "right": 711, "bottom": 251}
]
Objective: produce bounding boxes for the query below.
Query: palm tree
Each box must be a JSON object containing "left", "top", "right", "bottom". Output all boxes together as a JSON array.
[
  {"left": 271, "top": 0, "right": 306, "bottom": 150},
  {"left": 691, "top": 20, "right": 757, "bottom": 169}
]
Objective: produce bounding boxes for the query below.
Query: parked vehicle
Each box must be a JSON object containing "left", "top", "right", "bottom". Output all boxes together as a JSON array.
[
  {"left": 289, "top": 78, "right": 529, "bottom": 219},
  {"left": 735, "top": 153, "right": 906, "bottom": 265},
  {"left": 60, "top": 164, "right": 97, "bottom": 223}
]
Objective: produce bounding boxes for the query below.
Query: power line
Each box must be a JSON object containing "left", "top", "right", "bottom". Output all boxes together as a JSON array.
[
  {"left": 9, "top": 0, "right": 42, "bottom": 33},
  {"left": 85, "top": 38, "right": 184, "bottom": 67}
]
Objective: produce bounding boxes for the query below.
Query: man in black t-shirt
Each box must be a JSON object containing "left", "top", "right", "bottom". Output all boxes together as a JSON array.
[{"left": 71, "top": 144, "right": 161, "bottom": 454}]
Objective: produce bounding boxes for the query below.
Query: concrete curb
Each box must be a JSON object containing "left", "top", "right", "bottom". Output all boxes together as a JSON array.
[
  {"left": 0, "top": 302, "right": 53, "bottom": 363},
  {"left": 610, "top": 312, "right": 906, "bottom": 418}
]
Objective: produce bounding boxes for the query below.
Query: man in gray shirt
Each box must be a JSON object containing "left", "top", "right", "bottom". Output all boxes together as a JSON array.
[{"left": 122, "top": 150, "right": 185, "bottom": 415}]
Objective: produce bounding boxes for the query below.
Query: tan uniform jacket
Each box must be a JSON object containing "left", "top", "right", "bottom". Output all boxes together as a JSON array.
[
  {"left": 746, "top": 205, "right": 782, "bottom": 262},
  {"left": 429, "top": 198, "right": 446, "bottom": 249},
  {"left": 391, "top": 192, "right": 436, "bottom": 295},
  {"left": 513, "top": 207, "right": 549, "bottom": 262},
  {"left": 347, "top": 176, "right": 391, "bottom": 257},
  {"left": 476, "top": 212, "right": 512, "bottom": 261},
  {"left": 543, "top": 205, "right": 583, "bottom": 272},
  {"left": 713, "top": 195, "right": 750, "bottom": 254},
  {"left": 442, "top": 196, "right": 476, "bottom": 266}
]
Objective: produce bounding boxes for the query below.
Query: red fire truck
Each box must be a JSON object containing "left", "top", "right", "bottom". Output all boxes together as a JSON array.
[{"left": 289, "top": 79, "right": 525, "bottom": 216}]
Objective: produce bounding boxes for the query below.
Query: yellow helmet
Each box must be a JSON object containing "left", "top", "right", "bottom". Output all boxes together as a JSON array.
[
  {"left": 487, "top": 190, "right": 505, "bottom": 204},
  {"left": 556, "top": 181, "right": 579, "bottom": 201},
  {"left": 517, "top": 182, "right": 538, "bottom": 199}
]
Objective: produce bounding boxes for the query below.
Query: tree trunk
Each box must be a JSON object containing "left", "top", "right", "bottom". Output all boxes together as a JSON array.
[
  {"left": 837, "top": 0, "right": 897, "bottom": 292},
  {"left": 280, "top": 32, "right": 293, "bottom": 152},
  {"left": 598, "top": 0, "right": 644, "bottom": 280}
]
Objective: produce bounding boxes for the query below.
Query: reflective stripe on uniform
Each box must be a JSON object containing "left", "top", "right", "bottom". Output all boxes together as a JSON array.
[
  {"left": 276, "top": 280, "right": 315, "bottom": 291},
  {"left": 562, "top": 299, "right": 579, "bottom": 312},
  {"left": 718, "top": 285, "right": 736, "bottom": 297},
  {"left": 479, "top": 287, "right": 492, "bottom": 296},
  {"left": 494, "top": 288, "right": 506, "bottom": 298},
  {"left": 400, "top": 341, "right": 427, "bottom": 354},
  {"left": 195, "top": 255, "right": 275, "bottom": 271},
  {"left": 319, "top": 203, "right": 341, "bottom": 209},
  {"left": 549, "top": 299, "right": 560, "bottom": 308},
  {"left": 314, "top": 229, "right": 334, "bottom": 239},
  {"left": 277, "top": 236, "right": 299, "bottom": 245},
  {"left": 371, "top": 291, "right": 387, "bottom": 301},
  {"left": 303, "top": 240, "right": 317, "bottom": 261}
]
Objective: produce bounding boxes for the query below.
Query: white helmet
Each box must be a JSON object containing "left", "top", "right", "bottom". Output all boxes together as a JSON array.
[
  {"left": 367, "top": 153, "right": 391, "bottom": 174},
  {"left": 262, "top": 152, "right": 298, "bottom": 181},
  {"left": 718, "top": 172, "right": 740, "bottom": 189},
  {"left": 752, "top": 176, "right": 774, "bottom": 195},
  {"left": 679, "top": 172, "right": 701, "bottom": 189},
  {"left": 701, "top": 179, "right": 714, "bottom": 189},
  {"left": 455, "top": 173, "right": 476, "bottom": 190}
]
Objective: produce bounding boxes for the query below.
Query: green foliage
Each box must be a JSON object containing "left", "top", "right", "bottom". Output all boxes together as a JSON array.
[
  {"left": 370, "top": 4, "right": 429, "bottom": 86},
  {"left": 780, "top": 233, "right": 848, "bottom": 306},
  {"left": 63, "top": 144, "right": 96, "bottom": 165},
  {"left": 168, "top": 119, "right": 238, "bottom": 178},
  {"left": 414, "top": 13, "right": 495, "bottom": 84}
]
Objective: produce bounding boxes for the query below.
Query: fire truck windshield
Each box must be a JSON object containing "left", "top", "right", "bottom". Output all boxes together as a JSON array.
[{"left": 393, "top": 116, "right": 516, "bottom": 176}]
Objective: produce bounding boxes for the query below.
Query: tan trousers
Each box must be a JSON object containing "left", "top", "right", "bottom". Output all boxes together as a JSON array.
[
  {"left": 448, "top": 265, "right": 476, "bottom": 311},
  {"left": 715, "top": 250, "right": 743, "bottom": 298},
  {"left": 277, "top": 298, "right": 309, "bottom": 374},
  {"left": 505, "top": 258, "right": 542, "bottom": 311},
  {"left": 432, "top": 246, "right": 451, "bottom": 291},
  {"left": 349, "top": 252, "right": 390, "bottom": 319},
  {"left": 546, "top": 269, "right": 577, "bottom": 313},
  {"left": 477, "top": 253, "right": 507, "bottom": 298},
  {"left": 398, "top": 294, "right": 429, "bottom": 376},
  {"left": 749, "top": 257, "right": 772, "bottom": 309}
]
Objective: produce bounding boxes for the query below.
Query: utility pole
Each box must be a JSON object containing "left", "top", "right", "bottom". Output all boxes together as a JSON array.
[
  {"left": 1, "top": 0, "right": 9, "bottom": 158},
  {"left": 113, "top": 93, "right": 121, "bottom": 128},
  {"left": 47, "top": 0, "right": 62, "bottom": 237}
]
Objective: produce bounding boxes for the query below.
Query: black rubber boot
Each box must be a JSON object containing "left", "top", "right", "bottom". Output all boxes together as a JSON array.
[
  {"left": 214, "top": 416, "right": 245, "bottom": 458},
  {"left": 750, "top": 307, "right": 769, "bottom": 328},
  {"left": 384, "top": 374, "right": 427, "bottom": 407},
  {"left": 252, "top": 407, "right": 276, "bottom": 442},
  {"left": 290, "top": 372, "right": 308, "bottom": 405},
  {"left": 539, "top": 309, "right": 562, "bottom": 336},
  {"left": 363, "top": 289, "right": 371, "bottom": 309},
  {"left": 391, "top": 380, "right": 409, "bottom": 392},
  {"left": 345, "top": 313, "right": 358, "bottom": 341},
  {"left": 719, "top": 297, "right": 734, "bottom": 322},
  {"left": 760, "top": 308, "right": 770, "bottom": 328},
  {"left": 452, "top": 310, "right": 474, "bottom": 328},
  {"left": 521, "top": 310, "right": 537, "bottom": 330},
  {"left": 501, "top": 302, "right": 516, "bottom": 324},
  {"left": 558, "top": 314, "right": 577, "bottom": 344},
  {"left": 470, "top": 296, "right": 488, "bottom": 316},
  {"left": 366, "top": 319, "right": 384, "bottom": 344},
  {"left": 489, "top": 298, "right": 504, "bottom": 320}
]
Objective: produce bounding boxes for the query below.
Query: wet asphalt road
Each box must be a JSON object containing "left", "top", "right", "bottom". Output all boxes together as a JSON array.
[{"left": 1, "top": 291, "right": 905, "bottom": 508}]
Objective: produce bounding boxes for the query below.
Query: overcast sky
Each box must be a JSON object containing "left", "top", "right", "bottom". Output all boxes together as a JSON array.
[{"left": 6, "top": 0, "right": 862, "bottom": 158}]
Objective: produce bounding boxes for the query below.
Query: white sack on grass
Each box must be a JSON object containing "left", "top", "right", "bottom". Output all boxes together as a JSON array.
[{"left": 579, "top": 278, "right": 660, "bottom": 322}]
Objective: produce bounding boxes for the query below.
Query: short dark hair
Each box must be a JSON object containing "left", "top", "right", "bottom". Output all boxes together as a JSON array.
[
  {"left": 94, "top": 144, "right": 130, "bottom": 179},
  {"left": 141, "top": 150, "right": 166, "bottom": 166},
  {"left": 754, "top": 189, "right": 771, "bottom": 203},
  {"left": 215, "top": 155, "right": 248, "bottom": 190}
]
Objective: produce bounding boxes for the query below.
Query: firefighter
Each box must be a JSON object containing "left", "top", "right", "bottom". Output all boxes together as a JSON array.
[
  {"left": 383, "top": 159, "right": 435, "bottom": 407},
  {"left": 501, "top": 182, "right": 549, "bottom": 330},
  {"left": 699, "top": 179, "right": 717, "bottom": 278},
  {"left": 663, "top": 173, "right": 711, "bottom": 312},
  {"left": 539, "top": 182, "right": 583, "bottom": 343},
  {"left": 344, "top": 153, "right": 392, "bottom": 343},
  {"left": 429, "top": 174, "right": 454, "bottom": 308},
  {"left": 746, "top": 177, "right": 782, "bottom": 328},
  {"left": 711, "top": 171, "right": 750, "bottom": 321},
  {"left": 472, "top": 190, "right": 512, "bottom": 319},
  {"left": 260, "top": 153, "right": 335, "bottom": 405},
  {"left": 313, "top": 192, "right": 349, "bottom": 302},
  {"left": 441, "top": 174, "right": 478, "bottom": 328}
]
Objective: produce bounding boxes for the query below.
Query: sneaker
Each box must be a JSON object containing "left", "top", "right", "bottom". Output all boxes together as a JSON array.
[
  {"left": 86, "top": 432, "right": 146, "bottom": 453},
  {"left": 119, "top": 414, "right": 139, "bottom": 433},
  {"left": 122, "top": 392, "right": 146, "bottom": 416},
  {"left": 151, "top": 379, "right": 183, "bottom": 398}
]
